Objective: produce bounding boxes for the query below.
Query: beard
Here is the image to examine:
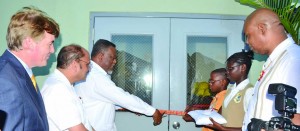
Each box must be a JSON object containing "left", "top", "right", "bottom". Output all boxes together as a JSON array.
[{"left": 107, "top": 70, "right": 113, "bottom": 75}]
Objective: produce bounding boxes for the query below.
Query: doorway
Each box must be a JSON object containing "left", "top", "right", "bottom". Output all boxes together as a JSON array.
[{"left": 90, "top": 13, "right": 245, "bottom": 131}]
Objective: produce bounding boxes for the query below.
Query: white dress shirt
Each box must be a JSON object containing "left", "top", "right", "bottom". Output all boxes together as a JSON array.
[
  {"left": 242, "top": 37, "right": 300, "bottom": 131},
  {"left": 75, "top": 61, "right": 156, "bottom": 131},
  {"left": 42, "top": 69, "right": 91, "bottom": 131}
]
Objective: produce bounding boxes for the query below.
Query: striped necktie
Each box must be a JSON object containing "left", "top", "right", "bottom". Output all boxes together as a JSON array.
[{"left": 31, "top": 75, "right": 37, "bottom": 91}]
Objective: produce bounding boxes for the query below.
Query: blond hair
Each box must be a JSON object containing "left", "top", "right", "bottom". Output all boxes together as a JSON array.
[{"left": 6, "top": 6, "right": 60, "bottom": 51}]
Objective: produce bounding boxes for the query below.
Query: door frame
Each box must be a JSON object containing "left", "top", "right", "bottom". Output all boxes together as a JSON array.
[{"left": 89, "top": 13, "right": 246, "bottom": 52}]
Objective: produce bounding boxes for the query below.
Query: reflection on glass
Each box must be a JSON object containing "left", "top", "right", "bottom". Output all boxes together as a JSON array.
[
  {"left": 186, "top": 36, "right": 227, "bottom": 106},
  {"left": 111, "top": 35, "right": 153, "bottom": 105}
]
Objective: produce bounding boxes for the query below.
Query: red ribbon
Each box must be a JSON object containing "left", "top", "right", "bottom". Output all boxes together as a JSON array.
[
  {"left": 159, "top": 110, "right": 186, "bottom": 116},
  {"left": 118, "top": 104, "right": 210, "bottom": 116}
]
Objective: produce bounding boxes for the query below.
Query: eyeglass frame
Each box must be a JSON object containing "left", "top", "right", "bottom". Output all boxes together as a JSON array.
[
  {"left": 208, "top": 79, "right": 223, "bottom": 84},
  {"left": 78, "top": 59, "right": 92, "bottom": 69},
  {"left": 226, "top": 64, "right": 241, "bottom": 71}
]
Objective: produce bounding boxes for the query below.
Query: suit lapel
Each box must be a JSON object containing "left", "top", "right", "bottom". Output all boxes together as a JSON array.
[{"left": 2, "top": 50, "right": 47, "bottom": 121}]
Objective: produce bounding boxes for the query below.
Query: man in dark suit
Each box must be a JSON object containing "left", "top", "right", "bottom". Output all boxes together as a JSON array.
[{"left": 0, "top": 6, "right": 60, "bottom": 131}]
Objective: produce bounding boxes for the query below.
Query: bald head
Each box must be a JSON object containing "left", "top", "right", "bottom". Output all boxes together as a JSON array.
[
  {"left": 244, "top": 8, "right": 287, "bottom": 55},
  {"left": 245, "top": 8, "right": 280, "bottom": 27}
]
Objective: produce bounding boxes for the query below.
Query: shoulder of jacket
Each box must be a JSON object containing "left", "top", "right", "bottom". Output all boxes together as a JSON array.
[{"left": 0, "top": 58, "right": 9, "bottom": 73}]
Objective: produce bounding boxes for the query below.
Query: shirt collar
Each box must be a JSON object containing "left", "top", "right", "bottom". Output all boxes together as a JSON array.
[
  {"left": 8, "top": 49, "right": 33, "bottom": 77},
  {"left": 54, "top": 69, "right": 73, "bottom": 86},
  {"left": 232, "top": 78, "right": 250, "bottom": 91},
  {"left": 216, "top": 90, "right": 227, "bottom": 98},
  {"left": 263, "top": 37, "right": 294, "bottom": 70},
  {"left": 90, "top": 61, "right": 108, "bottom": 75}
]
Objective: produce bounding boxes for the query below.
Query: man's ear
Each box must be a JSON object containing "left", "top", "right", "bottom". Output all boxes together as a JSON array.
[
  {"left": 70, "top": 60, "right": 79, "bottom": 71},
  {"left": 22, "top": 37, "right": 34, "bottom": 49},
  {"left": 257, "top": 23, "right": 267, "bottom": 34},
  {"left": 97, "top": 52, "right": 104, "bottom": 61}
]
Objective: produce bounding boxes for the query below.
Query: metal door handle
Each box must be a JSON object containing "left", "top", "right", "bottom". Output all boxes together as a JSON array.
[{"left": 172, "top": 121, "right": 180, "bottom": 129}]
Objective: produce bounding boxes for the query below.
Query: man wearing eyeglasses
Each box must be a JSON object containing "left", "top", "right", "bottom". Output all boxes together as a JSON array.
[{"left": 41, "top": 44, "right": 92, "bottom": 131}]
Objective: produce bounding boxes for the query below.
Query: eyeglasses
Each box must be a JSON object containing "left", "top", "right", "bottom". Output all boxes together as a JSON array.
[
  {"left": 78, "top": 59, "right": 92, "bottom": 69},
  {"left": 245, "top": 34, "right": 249, "bottom": 44},
  {"left": 208, "top": 79, "right": 223, "bottom": 84},
  {"left": 226, "top": 65, "right": 241, "bottom": 71}
]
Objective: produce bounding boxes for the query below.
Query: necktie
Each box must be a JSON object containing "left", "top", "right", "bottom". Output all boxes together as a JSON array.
[{"left": 31, "top": 75, "right": 37, "bottom": 91}]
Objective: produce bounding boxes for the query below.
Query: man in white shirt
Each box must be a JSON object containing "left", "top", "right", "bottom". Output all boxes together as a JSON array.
[
  {"left": 42, "top": 44, "right": 92, "bottom": 131},
  {"left": 75, "top": 39, "right": 163, "bottom": 131},
  {"left": 241, "top": 8, "right": 300, "bottom": 131}
]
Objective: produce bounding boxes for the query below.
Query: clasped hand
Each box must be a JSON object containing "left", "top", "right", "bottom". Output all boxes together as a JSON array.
[{"left": 152, "top": 109, "right": 163, "bottom": 126}]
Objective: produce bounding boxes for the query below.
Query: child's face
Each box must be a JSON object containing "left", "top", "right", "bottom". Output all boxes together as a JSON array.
[
  {"left": 209, "top": 72, "right": 225, "bottom": 93},
  {"left": 226, "top": 61, "right": 242, "bottom": 82}
]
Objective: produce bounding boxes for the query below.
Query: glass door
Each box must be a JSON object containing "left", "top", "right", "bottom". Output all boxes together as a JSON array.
[
  {"left": 169, "top": 18, "right": 244, "bottom": 131},
  {"left": 93, "top": 16, "right": 170, "bottom": 131}
]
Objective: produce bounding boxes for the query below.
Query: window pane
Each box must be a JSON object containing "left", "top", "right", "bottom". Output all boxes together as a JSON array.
[
  {"left": 186, "top": 36, "right": 227, "bottom": 106},
  {"left": 111, "top": 35, "right": 153, "bottom": 105}
]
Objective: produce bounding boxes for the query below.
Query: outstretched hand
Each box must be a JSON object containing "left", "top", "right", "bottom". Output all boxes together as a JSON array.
[
  {"left": 182, "top": 105, "right": 199, "bottom": 122},
  {"left": 182, "top": 113, "right": 195, "bottom": 122},
  {"left": 205, "top": 117, "right": 225, "bottom": 131},
  {"left": 152, "top": 109, "right": 163, "bottom": 126}
]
